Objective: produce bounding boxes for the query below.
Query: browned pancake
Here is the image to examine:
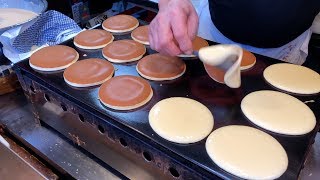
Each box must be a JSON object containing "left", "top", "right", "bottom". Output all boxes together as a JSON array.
[
  {"left": 137, "top": 53, "right": 186, "bottom": 81},
  {"left": 29, "top": 45, "right": 79, "bottom": 71},
  {"left": 102, "top": 15, "right": 139, "bottom": 33},
  {"left": 99, "top": 75, "right": 153, "bottom": 110},
  {"left": 203, "top": 63, "right": 225, "bottom": 84},
  {"left": 63, "top": 58, "right": 114, "bottom": 87},
  {"left": 131, "top": 25, "right": 149, "bottom": 45},
  {"left": 102, "top": 40, "right": 146, "bottom": 63},
  {"left": 74, "top": 29, "right": 114, "bottom": 49},
  {"left": 241, "top": 49, "right": 256, "bottom": 70}
]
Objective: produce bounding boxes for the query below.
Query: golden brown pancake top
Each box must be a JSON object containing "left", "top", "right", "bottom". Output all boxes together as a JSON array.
[
  {"left": 74, "top": 29, "right": 113, "bottom": 48},
  {"left": 102, "top": 15, "right": 138, "bottom": 31},
  {"left": 204, "top": 63, "right": 225, "bottom": 83},
  {"left": 241, "top": 49, "right": 256, "bottom": 67},
  {"left": 99, "top": 75, "right": 152, "bottom": 107},
  {"left": 64, "top": 58, "right": 114, "bottom": 85},
  {"left": 131, "top": 25, "right": 149, "bottom": 43},
  {"left": 192, "top": 36, "right": 209, "bottom": 51},
  {"left": 102, "top": 40, "right": 145, "bottom": 61},
  {"left": 137, "top": 53, "right": 186, "bottom": 79},
  {"left": 30, "top": 45, "right": 78, "bottom": 68}
]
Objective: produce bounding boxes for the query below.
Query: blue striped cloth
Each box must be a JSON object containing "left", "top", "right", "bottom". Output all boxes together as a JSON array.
[{"left": 12, "top": 10, "right": 81, "bottom": 53}]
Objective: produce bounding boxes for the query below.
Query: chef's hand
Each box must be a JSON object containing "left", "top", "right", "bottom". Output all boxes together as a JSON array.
[{"left": 149, "top": 0, "right": 199, "bottom": 56}]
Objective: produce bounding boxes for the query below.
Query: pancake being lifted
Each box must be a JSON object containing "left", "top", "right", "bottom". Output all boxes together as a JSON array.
[
  {"left": 102, "top": 40, "right": 146, "bottom": 63},
  {"left": 149, "top": 97, "right": 214, "bottom": 144},
  {"left": 74, "top": 29, "right": 114, "bottom": 49},
  {"left": 102, "top": 15, "right": 139, "bottom": 33},
  {"left": 263, "top": 63, "right": 320, "bottom": 95},
  {"left": 29, "top": 45, "right": 79, "bottom": 72},
  {"left": 241, "top": 90, "right": 316, "bottom": 135},
  {"left": 241, "top": 49, "right": 256, "bottom": 70},
  {"left": 63, "top": 58, "right": 114, "bottom": 87},
  {"left": 99, "top": 75, "right": 153, "bottom": 110},
  {"left": 199, "top": 44, "right": 242, "bottom": 88},
  {"left": 136, "top": 53, "right": 186, "bottom": 81},
  {"left": 206, "top": 125, "right": 288, "bottom": 179},
  {"left": 131, "top": 25, "right": 149, "bottom": 45}
]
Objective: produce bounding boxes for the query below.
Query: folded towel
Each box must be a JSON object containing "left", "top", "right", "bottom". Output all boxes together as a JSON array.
[{"left": 0, "top": 10, "right": 82, "bottom": 63}]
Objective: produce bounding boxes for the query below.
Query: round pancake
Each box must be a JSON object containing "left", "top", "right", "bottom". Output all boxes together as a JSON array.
[
  {"left": 102, "top": 40, "right": 146, "bottom": 63},
  {"left": 131, "top": 25, "right": 149, "bottom": 45},
  {"left": 178, "top": 36, "right": 209, "bottom": 57},
  {"left": 206, "top": 125, "right": 288, "bottom": 179},
  {"left": 74, "top": 29, "right": 114, "bottom": 49},
  {"left": 241, "top": 90, "right": 316, "bottom": 135},
  {"left": 263, "top": 63, "right": 320, "bottom": 94},
  {"left": 63, "top": 58, "right": 114, "bottom": 87},
  {"left": 29, "top": 45, "right": 79, "bottom": 71},
  {"left": 136, "top": 53, "right": 186, "bottom": 81},
  {"left": 241, "top": 49, "right": 256, "bottom": 70},
  {"left": 149, "top": 97, "right": 214, "bottom": 144},
  {"left": 102, "top": 15, "right": 139, "bottom": 33},
  {"left": 203, "top": 63, "right": 225, "bottom": 84},
  {"left": 99, "top": 75, "right": 153, "bottom": 110}
]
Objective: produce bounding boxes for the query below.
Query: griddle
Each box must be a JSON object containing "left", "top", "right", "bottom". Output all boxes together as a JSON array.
[{"left": 14, "top": 15, "right": 320, "bottom": 180}]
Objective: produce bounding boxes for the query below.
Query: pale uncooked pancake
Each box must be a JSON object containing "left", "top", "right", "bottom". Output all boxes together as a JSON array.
[
  {"left": 102, "top": 15, "right": 139, "bottom": 33},
  {"left": 29, "top": 45, "right": 79, "bottom": 71},
  {"left": 131, "top": 25, "right": 149, "bottom": 45},
  {"left": 206, "top": 125, "right": 288, "bottom": 179},
  {"left": 178, "top": 36, "right": 209, "bottom": 57},
  {"left": 241, "top": 49, "right": 256, "bottom": 70},
  {"left": 149, "top": 97, "right": 214, "bottom": 144},
  {"left": 63, "top": 58, "right": 114, "bottom": 87},
  {"left": 99, "top": 75, "right": 153, "bottom": 110},
  {"left": 74, "top": 29, "right": 114, "bottom": 49},
  {"left": 264, "top": 63, "right": 320, "bottom": 94},
  {"left": 102, "top": 40, "right": 146, "bottom": 63},
  {"left": 0, "top": 8, "right": 38, "bottom": 29},
  {"left": 241, "top": 90, "right": 316, "bottom": 135},
  {"left": 136, "top": 53, "right": 186, "bottom": 81}
]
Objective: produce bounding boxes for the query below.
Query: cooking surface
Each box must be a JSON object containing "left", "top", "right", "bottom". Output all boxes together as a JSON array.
[{"left": 15, "top": 33, "right": 320, "bottom": 179}]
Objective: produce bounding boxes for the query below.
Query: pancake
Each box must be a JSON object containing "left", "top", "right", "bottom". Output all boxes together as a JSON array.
[
  {"left": 149, "top": 97, "right": 214, "bottom": 144},
  {"left": 136, "top": 53, "right": 186, "bottom": 81},
  {"left": 29, "top": 45, "right": 79, "bottom": 71},
  {"left": 74, "top": 29, "right": 114, "bottom": 49},
  {"left": 206, "top": 125, "right": 288, "bottom": 179},
  {"left": 263, "top": 63, "right": 320, "bottom": 94},
  {"left": 241, "top": 90, "right": 316, "bottom": 135},
  {"left": 63, "top": 58, "right": 114, "bottom": 87},
  {"left": 102, "top": 15, "right": 139, "bottom": 33},
  {"left": 99, "top": 75, "right": 153, "bottom": 110},
  {"left": 178, "top": 36, "right": 209, "bottom": 57},
  {"left": 203, "top": 63, "right": 225, "bottom": 84},
  {"left": 102, "top": 40, "right": 146, "bottom": 63},
  {"left": 241, "top": 49, "right": 256, "bottom": 70},
  {"left": 131, "top": 25, "right": 149, "bottom": 45}
]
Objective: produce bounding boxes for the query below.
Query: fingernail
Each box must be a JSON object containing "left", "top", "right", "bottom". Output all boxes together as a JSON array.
[{"left": 185, "top": 50, "right": 192, "bottom": 55}]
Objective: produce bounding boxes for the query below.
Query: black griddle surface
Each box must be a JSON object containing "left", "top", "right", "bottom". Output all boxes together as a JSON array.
[{"left": 15, "top": 32, "right": 320, "bottom": 180}]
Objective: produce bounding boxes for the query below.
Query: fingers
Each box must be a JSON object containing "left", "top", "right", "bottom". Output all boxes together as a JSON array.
[
  {"left": 170, "top": 9, "right": 193, "bottom": 55},
  {"left": 148, "top": 0, "right": 198, "bottom": 56},
  {"left": 149, "top": 14, "right": 181, "bottom": 56},
  {"left": 187, "top": 6, "right": 199, "bottom": 40},
  {"left": 149, "top": 20, "right": 156, "bottom": 50}
]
